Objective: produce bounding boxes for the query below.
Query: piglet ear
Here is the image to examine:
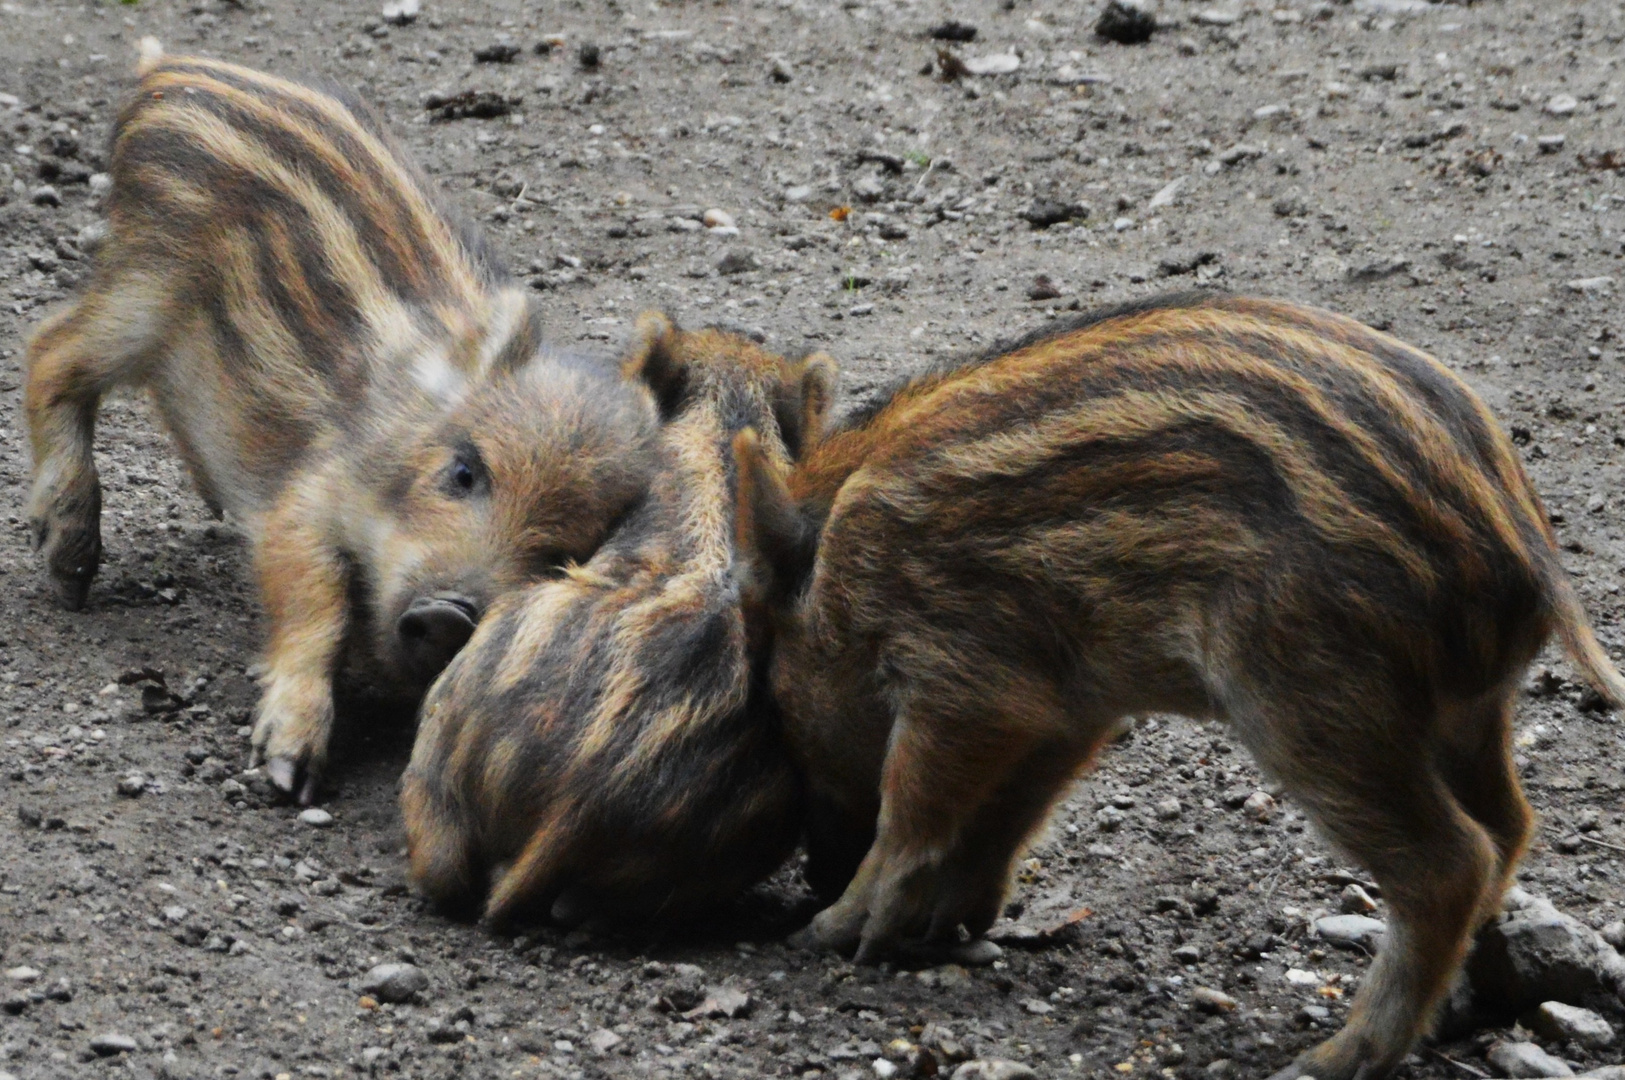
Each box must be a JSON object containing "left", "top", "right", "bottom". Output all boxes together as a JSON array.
[
  {"left": 734, "top": 428, "right": 817, "bottom": 607},
  {"left": 772, "top": 352, "right": 839, "bottom": 461},
  {"left": 797, "top": 353, "right": 839, "bottom": 454},
  {"left": 620, "top": 310, "right": 688, "bottom": 417}
]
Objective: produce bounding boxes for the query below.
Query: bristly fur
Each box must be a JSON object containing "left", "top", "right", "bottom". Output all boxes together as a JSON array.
[
  {"left": 736, "top": 293, "right": 1625, "bottom": 1080},
  {"left": 400, "top": 315, "right": 835, "bottom": 925},
  {"left": 24, "top": 50, "right": 660, "bottom": 803}
]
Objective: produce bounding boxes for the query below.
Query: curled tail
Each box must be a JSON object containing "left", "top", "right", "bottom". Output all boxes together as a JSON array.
[
  {"left": 136, "top": 37, "right": 163, "bottom": 77},
  {"left": 1551, "top": 575, "right": 1625, "bottom": 708}
]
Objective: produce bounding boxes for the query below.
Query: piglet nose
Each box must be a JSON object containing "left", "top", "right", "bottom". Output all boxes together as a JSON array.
[{"left": 398, "top": 594, "right": 480, "bottom": 678}]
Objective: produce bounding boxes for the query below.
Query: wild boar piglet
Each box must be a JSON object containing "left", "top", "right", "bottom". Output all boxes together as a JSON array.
[
  {"left": 24, "top": 43, "right": 659, "bottom": 802},
  {"left": 401, "top": 314, "right": 834, "bottom": 925},
  {"left": 736, "top": 292, "right": 1625, "bottom": 1080}
]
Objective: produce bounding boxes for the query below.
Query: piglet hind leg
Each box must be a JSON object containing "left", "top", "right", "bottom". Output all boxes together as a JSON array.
[
  {"left": 1250, "top": 690, "right": 1518, "bottom": 1080},
  {"left": 23, "top": 292, "right": 158, "bottom": 609}
]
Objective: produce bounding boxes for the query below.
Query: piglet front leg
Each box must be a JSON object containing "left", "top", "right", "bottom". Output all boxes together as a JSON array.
[{"left": 249, "top": 476, "right": 349, "bottom": 805}]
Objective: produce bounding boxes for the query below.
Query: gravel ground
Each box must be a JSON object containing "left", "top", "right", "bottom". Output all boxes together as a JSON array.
[{"left": 5, "top": 1, "right": 1625, "bottom": 1078}]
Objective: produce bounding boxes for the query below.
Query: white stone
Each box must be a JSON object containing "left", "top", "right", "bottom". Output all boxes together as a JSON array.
[
  {"left": 1533, "top": 1002, "right": 1614, "bottom": 1049},
  {"left": 963, "top": 53, "right": 1021, "bottom": 76},
  {"left": 382, "top": 0, "right": 420, "bottom": 25},
  {"left": 1488, "top": 1041, "right": 1574, "bottom": 1078},
  {"left": 952, "top": 1062, "right": 1039, "bottom": 1080},
  {"left": 1545, "top": 94, "right": 1579, "bottom": 117},
  {"left": 1315, "top": 915, "right": 1387, "bottom": 952},
  {"left": 1147, "top": 176, "right": 1187, "bottom": 210}
]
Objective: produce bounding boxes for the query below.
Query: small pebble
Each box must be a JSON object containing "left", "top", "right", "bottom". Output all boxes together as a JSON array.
[
  {"left": 473, "top": 43, "right": 522, "bottom": 64},
  {"left": 702, "top": 208, "right": 736, "bottom": 229},
  {"left": 1217, "top": 143, "right": 1264, "bottom": 166},
  {"left": 927, "top": 20, "right": 978, "bottom": 42},
  {"left": 1242, "top": 790, "right": 1276, "bottom": 820},
  {"left": 381, "top": 0, "right": 419, "bottom": 25},
  {"left": 1153, "top": 797, "right": 1182, "bottom": 821},
  {"left": 116, "top": 774, "right": 147, "bottom": 798},
  {"left": 951, "top": 1061, "right": 1038, "bottom": 1080},
  {"left": 853, "top": 175, "right": 886, "bottom": 201},
  {"left": 1028, "top": 274, "right": 1063, "bottom": 301},
  {"left": 359, "top": 963, "right": 428, "bottom": 1004},
  {"left": 1544, "top": 94, "right": 1579, "bottom": 117},
  {"left": 76, "top": 221, "right": 109, "bottom": 255},
  {"left": 1532, "top": 1001, "right": 1615, "bottom": 1049},
  {"left": 1487, "top": 1040, "right": 1574, "bottom": 1078},
  {"left": 715, "top": 249, "right": 759, "bottom": 275},
  {"left": 30, "top": 184, "right": 61, "bottom": 206},
  {"left": 1095, "top": 0, "right": 1157, "bottom": 45},
  {"left": 298, "top": 808, "right": 334, "bottom": 828},
  {"left": 1021, "top": 199, "right": 1089, "bottom": 229},
  {"left": 1339, "top": 883, "right": 1378, "bottom": 913},
  {"left": 1191, "top": 986, "right": 1237, "bottom": 1013},
  {"left": 1315, "top": 914, "right": 1387, "bottom": 952},
  {"left": 4, "top": 967, "right": 40, "bottom": 983},
  {"left": 89, "top": 1033, "right": 137, "bottom": 1057}
]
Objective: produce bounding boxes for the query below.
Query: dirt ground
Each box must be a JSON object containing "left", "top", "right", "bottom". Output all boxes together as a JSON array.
[{"left": 4, "top": 0, "right": 1625, "bottom": 1077}]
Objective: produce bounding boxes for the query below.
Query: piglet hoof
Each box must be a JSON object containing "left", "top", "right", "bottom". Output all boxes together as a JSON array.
[
  {"left": 29, "top": 517, "right": 100, "bottom": 611},
  {"left": 46, "top": 565, "right": 95, "bottom": 611},
  {"left": 785, "top": 924, "right": 824, "bottom": 952},
  {"left": 897, "top": 938, "right": 1004, "bottom": 968},
  {"left": 1263, "top": 1060, "right": 1318, "bottom": 1080},
  {"left": 787, "top": 921, "right": 855, "bottom": 955},
  {"left": 262, "top": 755, "right": 321, "bottom": 806}
]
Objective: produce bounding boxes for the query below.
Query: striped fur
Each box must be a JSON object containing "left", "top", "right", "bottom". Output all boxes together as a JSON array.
[
  {"left": 400, "top": 314, "right": 835, "bottom": 924},
  {"left": 23, "top": 46, "right": 660, "bottom": 802},
  {"left": 735, "top": 293, "right": 1625, "bottom": 1080}
]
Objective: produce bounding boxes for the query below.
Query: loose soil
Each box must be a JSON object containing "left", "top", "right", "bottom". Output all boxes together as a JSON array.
[{"left": 2, "top": 1, "right": 1625, "bottom": 1078}]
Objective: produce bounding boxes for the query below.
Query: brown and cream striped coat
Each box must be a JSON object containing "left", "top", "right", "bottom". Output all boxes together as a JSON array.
[
  {"left": 735, "top": 292, "right": 1625, "bottom": 1080},
  {"left": 24, "top": 43, "right": 659, "bottom": 802},
  {"left": 401, "top": 314, "right": 834, "bottom": 924}
]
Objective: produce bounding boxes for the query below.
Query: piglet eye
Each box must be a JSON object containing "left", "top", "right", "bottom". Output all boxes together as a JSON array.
[{"left": 444, "top": 440, "right": 486, "bottom": 498}]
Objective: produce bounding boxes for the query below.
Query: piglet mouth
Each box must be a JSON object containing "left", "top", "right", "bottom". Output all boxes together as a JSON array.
[{"left": 397, "top": 592, "right": 483, "bottom": 680}]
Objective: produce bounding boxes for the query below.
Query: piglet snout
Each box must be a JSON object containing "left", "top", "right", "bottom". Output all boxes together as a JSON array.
[{"left": 398, "top": 594, "right": 481, "bottom": 678}]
